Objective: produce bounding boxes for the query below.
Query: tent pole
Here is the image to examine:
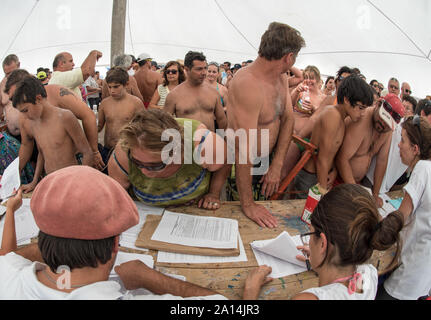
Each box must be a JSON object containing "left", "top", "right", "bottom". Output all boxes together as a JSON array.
[{"left": 111, "top": 0, "right": 127, "bottom": 67}]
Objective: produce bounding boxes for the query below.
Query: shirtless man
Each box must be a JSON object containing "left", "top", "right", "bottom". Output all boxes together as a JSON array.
[
  {"left": 101, "top": 54, "right": 144, "bottom": 102},
  {"left": 164, "top": 51, "right": 227, "bottom": 132},
  {"left": 336, "top": 94, "right": 404, "bottom": 206},
  {"left": 225, "top": 22, "right": 304, "bottom": 228},
  {"left": 1, "top": 54, "right": 21, "bottom": 137},
  {"left": 293, "top": 75, "right": 374, "bottom": 198},
  {"left": 98, "top": 67, "right": 145, "bottom": 165},
  {"left": 12, "top": 77, "right": 93, "bottom": 175},
  {"left": 133, "top": 53, "right": 163, "bottom": 108},
  {"left": 5, "top": 69, "right": 105, "bottom": 176}
]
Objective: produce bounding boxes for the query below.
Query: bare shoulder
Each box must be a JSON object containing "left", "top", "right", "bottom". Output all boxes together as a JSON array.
[{"left": 229, "top": 69, "right": 262, "bottom": 107}]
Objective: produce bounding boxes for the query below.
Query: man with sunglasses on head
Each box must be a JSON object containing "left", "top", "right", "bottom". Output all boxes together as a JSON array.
[
  {"left": 133, "top": 53, "right": 163, "bottom": 108},
  {"left": 336, "top": 93, "right": 405, "bottom": 207}
]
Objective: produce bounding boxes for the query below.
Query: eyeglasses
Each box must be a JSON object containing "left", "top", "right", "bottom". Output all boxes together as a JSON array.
[
  {"left": 165, "top": 69, "right": 178, "bottom": 75},
  {"left": 372, "top": 84, "right": 380, "bottom": 89},
  {"left": 336, "top": 75, "right": 345, "bottom": 82},
  {"left": 404, "top": 89, "right": 412, "bottom": 94},
  {"left": 413, "top": 115, "right": 423, "bottom": 152},
  {"left": 128, "top": 150, "right": 167, "bottom": 171},
  {"left": 383, "top": 100, "right": 402, "bottom": 123}
]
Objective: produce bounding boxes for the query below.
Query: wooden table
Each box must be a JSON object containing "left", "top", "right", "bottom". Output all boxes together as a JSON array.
[{"left": 130, "top": 193, "right": 402, "bottom": 300}]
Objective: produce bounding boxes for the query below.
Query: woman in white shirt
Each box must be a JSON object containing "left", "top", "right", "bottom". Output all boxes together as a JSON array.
[
  {"left": 149, "top": 61, "right": 185, "bottom": 109},
  {"left": 376, "top": 115, "right": 431, "bottom": 300},
  {"left": 243, "top": 183, "right": 404, "bottom": 300}
]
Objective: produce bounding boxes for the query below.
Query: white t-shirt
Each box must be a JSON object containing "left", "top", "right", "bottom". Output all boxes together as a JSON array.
[
  {"left": 49, "top": 68, "right": 84, "bottom": 99},
  {"left": 0, "top": 253, "right": 227, "bottom": 300},
  {"left": 384, "top": 160, "right": 431, "bottom": 300},
  {"left": 84, "top": 76, "right": 100, "bottom": 99},
  {"left": 301, "top": 264, "right": 378, "bottom": 300}
]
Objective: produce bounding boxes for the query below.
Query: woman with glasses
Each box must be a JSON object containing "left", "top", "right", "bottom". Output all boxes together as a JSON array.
[
  {"left": 244, "top": 184, "right": 403, "bottom": 300},
  {"left": 376, "top": 115, "right": 431, "bottom": 300},
  {"left": 206, "top": 62, "right": 228, "bottom": 112},
  {"left": 149, "top": 61, "right": 185, "bottom": 110},
  {"left": 107, "top": 108, "right": 228, "bottom": 210}
]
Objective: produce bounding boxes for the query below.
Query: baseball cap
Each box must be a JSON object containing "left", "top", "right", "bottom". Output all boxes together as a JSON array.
[
  {"left": 233, "top": 64, "right": 241, "bottom": 69},
  {"left": 30, "top": 166, "right": 139, "bottom": 240},
  {"left": 379, "top": 93, "right": 405, "bottom": 130},
  {"left": 136, "top": 53, "right": 152, "bottom": 63}
]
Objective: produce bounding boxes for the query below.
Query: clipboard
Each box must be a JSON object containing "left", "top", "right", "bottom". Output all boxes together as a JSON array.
[{"left": 135, "top": 215, "right": 241, "bottom": 257}]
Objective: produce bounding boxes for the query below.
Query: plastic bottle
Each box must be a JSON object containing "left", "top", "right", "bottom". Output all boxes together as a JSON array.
[{"left": 297, "top": 85, "right": 311, "bottom": 113}]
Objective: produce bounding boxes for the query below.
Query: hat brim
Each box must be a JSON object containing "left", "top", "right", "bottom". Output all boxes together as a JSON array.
[{"left": 379, "top": 106, "right": 395, "bottom": 131}]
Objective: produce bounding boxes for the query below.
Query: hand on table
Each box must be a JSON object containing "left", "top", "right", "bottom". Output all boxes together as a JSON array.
[
  {"left": 114, "top": 260, "right": 150, "bottom": 291},
  {"left": 243, "top": 265, "right": 273, "bottom": 300},
  {"left": 198, "top": 193, "right": 221, "bottom": 211},
  {"left": 242, "top": 203, "right": 278, "bottom": 228}
]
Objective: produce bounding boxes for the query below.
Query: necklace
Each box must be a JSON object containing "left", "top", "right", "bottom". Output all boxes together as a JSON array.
[{"left": 42, "top": 268, "right": 88, "bottom": 289}]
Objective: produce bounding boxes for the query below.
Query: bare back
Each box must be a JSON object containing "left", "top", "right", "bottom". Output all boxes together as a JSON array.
[
  {"left": 98, "top": 94, "right": 144, "bottom": 148},
  {"left": 134, "top": 68, "right": 162, "bottom": 103}
]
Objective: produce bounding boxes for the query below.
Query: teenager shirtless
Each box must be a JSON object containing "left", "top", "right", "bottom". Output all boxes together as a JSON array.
[{"left": 13, "top": 77, "right": 93, "bottom": 175}]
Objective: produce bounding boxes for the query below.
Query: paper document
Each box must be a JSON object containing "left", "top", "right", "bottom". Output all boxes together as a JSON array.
[
  {"left": 157, "top": 234, "right": 248, "bottom": 264},
  {"left": 120, "top": 202, "right": 164, "bottom": 251},
  {"left": 251, "top": 232, "right": 307, "bottom": 278},
  {"left": 378, "top": 194, "right": 399, "bottom": 218},
  {"left": 0, "top": 199, "right": 39, "bottom": 246},
  {"left": 151, "top": 211, "right": 238, "bottom": 249},
  {"left": 110, "top": 251, "right": 154, "bottom": 276},
  {"left": 0, "top": 157, "right": 20, "bottom": 204}
]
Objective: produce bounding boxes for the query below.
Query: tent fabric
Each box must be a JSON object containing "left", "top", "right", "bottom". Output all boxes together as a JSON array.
[{"left": 1, "top": 0, "right": 430, "bottom": 97}]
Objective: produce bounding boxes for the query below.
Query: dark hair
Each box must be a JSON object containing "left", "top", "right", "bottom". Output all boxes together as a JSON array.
[
  {"left": 351, "top": 67, "right": 361, "bottom": 75},
  {"left": 184, "top": 51, "right": 206, "bottom": 69},
  {"left": 53, "top": 53, "right": 66, "bottom": 69},
  {"left": 336, "top": 66, "right": 352, "bottom": 80},
  {"left": 337, "top": 75, "right": 374, "bottom": 107},
  {"left": 415, "top": 99, "right": 431, "bottom": 116},
  {"left": 37, "top": 67, "right": 45, "bottom": 73},
  {"left": 4, "top": 69, "right": 31, "bottom": 95},
  {"left": 105, "top": 66, "right": 129, "bottom": 85},
  {"left": 369, "top": 79, "right": 379, "bottom": 87},
  {"left": 258, "top": 22, "right": 305, "bottom": 61},
  {"left": 12, "top": 76, "right": 47, "bottom": 108},
  {"left": 2, "top": 54, "right": 19, "bottom": 68},
  {"left": 311, "top": 184, "right": 403, "bottom": 272},
  {"left": 162, "top": 61, "right": 185, "bottom": 86},
  {"left": 38, "top": 231, "right": 116, "bottom": 272},
  {"left": 402, "top": 116, "right": 431, "bottom": 160},
  {"left": 402, "top": 95, "right": 418, "bottom": 113},
  {"left": 223, "top": 62, "right": 231, "bottom": 67},
  {"left": 324, "top": 76, "right": 335, "bottom": 87}
]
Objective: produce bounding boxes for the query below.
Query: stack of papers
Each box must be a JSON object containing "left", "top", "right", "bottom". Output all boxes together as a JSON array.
[
  {"left": 379, "top": 194, "right": 402, "bottom": 218},
  {"left": 251, "top": 231, "right": 307, "bottom": 278},
  {"left": 157, "top": 234, "right": 248, "bottom": 264},
  {"left": 110, "top": 251, "right": 154, "bottom": 276},
  {"left": 151, "top": 211, "right": 239, "bottom": 249},
  {"left": 0, "top": 199, "right": 39, "bottom": 246},
  {"left": 0, "top": 157, "right": 20, "bottom": 204},
  {"left": 120, "top": 202, "right": 164, "bottom": 251}
]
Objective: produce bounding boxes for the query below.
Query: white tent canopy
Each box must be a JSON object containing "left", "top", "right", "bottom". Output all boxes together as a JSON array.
[{"left": 1, "top": 0, "right": 430, "bottom": 98}]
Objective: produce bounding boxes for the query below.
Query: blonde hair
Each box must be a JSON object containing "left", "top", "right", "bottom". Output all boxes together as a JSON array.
[
  {"left": 303, "top": 65, "right": 321, "bottom": 82},
  {"left": 119, "top": 109, "right": 183, "bottom": 154}
]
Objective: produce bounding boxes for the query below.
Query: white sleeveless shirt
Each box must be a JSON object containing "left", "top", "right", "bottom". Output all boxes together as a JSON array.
[{"left": 301, "top": 264, "right": 378, "bottom": 300}]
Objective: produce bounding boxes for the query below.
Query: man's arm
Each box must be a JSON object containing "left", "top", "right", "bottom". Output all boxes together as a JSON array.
[
  {"left": 18, "top": 117, "right": 35, "bottom": 174},
  {"left": 97, "top": 102, "right": 106, "bottom": 133},
  {"left": 149, "top": 88, "right": 162, "bottom": 110},
  {"left": 315, "top": 118, "right": 339, "bottom": 190},
  {"left": 101, "top": 80, "right": 110, "bottom": 100},
  {"left": 128, "top": 76, "right": 144, "bottom": 102},
  {"left": 163, "top": 92, "right": 176, "bottom": 115},
  {"left": 372, "top": 134, "right": 391, "bottom": 206},
  {"left": 115, "top": 260, "right": 221, "bottom": 298},
  {"left": 81, "top": 50, "right": 102, "bottom": 81},
  {"left": 214, "top": 95, "right": 227, "bottom": 130},
  {"left": 63, "top": 110, "right": 93, "bottom": 166},
  {"left": 0, "top": 190, "right": 22, "bottom": 256},
  {"left": 335, "top": 122, "right": 365, "bottom": 184},
  {"left": 21, "top": 151, "right": 44, "bottom": 194},
  {"left": 260, "top": 75, "right": 294, "bottom": 198},
  {"left": 287, "top": 67, "right": 304, "bottom": 89}
]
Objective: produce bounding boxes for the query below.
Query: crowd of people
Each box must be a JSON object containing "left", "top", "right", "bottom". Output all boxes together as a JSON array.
[{"left": 0, "top": 21, "right": 430, "bottom": 301}]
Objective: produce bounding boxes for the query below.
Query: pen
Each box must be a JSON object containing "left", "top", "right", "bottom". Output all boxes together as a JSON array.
[{"left": 305, "top": 258, "right": 311, "bottom": 271}]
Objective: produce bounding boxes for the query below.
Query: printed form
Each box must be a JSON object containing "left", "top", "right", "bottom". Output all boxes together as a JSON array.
[
  {"left": 0, "top": 157, "right": 20, "bottom": 204},
  {"left": 151, "top": 211, "right": 238, "bottom": 249}
]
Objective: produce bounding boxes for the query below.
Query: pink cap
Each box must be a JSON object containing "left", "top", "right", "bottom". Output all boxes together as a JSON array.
[
  {"left": 379, "top": 94, "right": 405, "bottom": 130},
  {"left": 30, "top": 166, "right": 139, "bottom": 240}
]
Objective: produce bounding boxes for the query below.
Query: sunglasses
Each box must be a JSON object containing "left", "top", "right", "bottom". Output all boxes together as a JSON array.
[
  {"left": 165, "top": 69, "right": 178, "bottom": 75},
  {"left": 128, "top": 150, "right": 167, "bottom": 171},
  {"left": 383, "top": 100, "right": 402, "bottom": 123},
  {"left": 404, "top": 89, "right": 412, "bottom": 94},
  {"left": 413, "top": 115, "right": 423, "bottom": 152}
]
